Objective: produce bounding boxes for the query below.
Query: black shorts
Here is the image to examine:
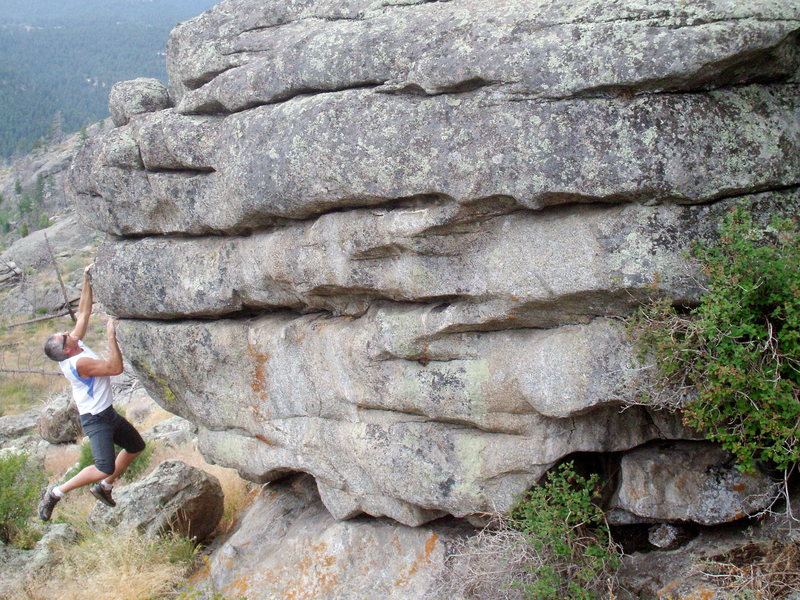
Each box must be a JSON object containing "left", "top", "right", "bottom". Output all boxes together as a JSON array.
[{"left": 80, "top": 406, "right": 146, "bottom": 475}]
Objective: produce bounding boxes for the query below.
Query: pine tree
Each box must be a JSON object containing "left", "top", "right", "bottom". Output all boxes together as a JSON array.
[{"left": 48, "top": 111, "right": 64, "bottom": 144}]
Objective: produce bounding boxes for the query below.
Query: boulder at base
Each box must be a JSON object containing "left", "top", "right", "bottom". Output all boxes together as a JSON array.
[
  {"left": 607, "top": 441, "right": 779, "bottom": 526},
  {"left": 90, "top": 459, "right": 223, "bottom": 541},
  {"left": 194, "top": 474, "right": 467, "bottom": 600},
  {"left": 38, "top": 392, "right": 81, "bottom": 445}
]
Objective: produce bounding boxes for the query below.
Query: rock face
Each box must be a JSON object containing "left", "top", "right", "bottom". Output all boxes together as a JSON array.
[
  {"left": 0, "top": 406, "right": 40, "bottom": 446},
  {"left": 90, "top": 459, "right": 224, "bottom": 541},
  {"left": 69, "top": 0, "right": 800, "bottom": 527},
  {"left": 108, "top": 78, "right": 172, "bottom": 127},
  {"left": 142, "top": 415, "right": 198, "bottom": 448},
  {"left": 194, "top": 474, "right": 465, "bottom": 600}
]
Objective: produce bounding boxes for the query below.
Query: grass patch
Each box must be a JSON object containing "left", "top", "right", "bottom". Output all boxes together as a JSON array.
[
  {"left": 0, "top": 376, "right": 51, "bottom": 415},
  {"left": 13, "top": 528, "right": 198, "bottom": 600},
  {"left": 699, "top": 541, "right": 800, "bottom": 599}
]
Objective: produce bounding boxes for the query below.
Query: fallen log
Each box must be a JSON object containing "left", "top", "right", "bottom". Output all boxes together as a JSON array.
[{"left": 0, "top": 368, "right": 61, "bottom": 376}]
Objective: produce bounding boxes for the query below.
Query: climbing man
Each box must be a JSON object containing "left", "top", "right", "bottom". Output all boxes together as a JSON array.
[{"left": 38, "top": 264, "right": 145, "bottom": 520}]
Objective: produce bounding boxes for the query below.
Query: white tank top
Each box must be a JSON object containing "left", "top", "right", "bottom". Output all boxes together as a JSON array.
[{"left": 59, "top": 341, "right": 113, "bottom": 416}]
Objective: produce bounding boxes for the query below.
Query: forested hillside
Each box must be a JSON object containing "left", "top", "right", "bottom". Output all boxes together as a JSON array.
[{"left": 0, "top": 0, "right": 216, "bottom": 158}]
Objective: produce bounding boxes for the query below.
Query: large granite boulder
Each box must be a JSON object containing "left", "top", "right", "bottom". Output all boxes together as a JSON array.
[
  {"left": 69, "top": 0, "right": 800, "bottom": 527},
  {"left": 90, "top": 459, "right": 223, "bottom": 541},
  {"left": 0, "top": 524, "right": 78, "bottom": 598}
]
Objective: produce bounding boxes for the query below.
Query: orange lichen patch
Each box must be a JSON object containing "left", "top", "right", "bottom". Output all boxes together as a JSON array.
[
  {"left": 730, "top": 483, "right": 747, "bottom": 492},
  {"left": 681, "top": 586, "right": 716, "bottom": 600},
  {"left": 394, "top": 533, "right": 440, "bottom": 588},
  {"left": 659, "top": 577, "right": 681, "bottom": 597},
  {"left": 187, "top": 563, "right": 210, "bottom": 585},
  {"left": 254, "top": 433, "right": 274, "bottom": 445},
  {"left": 246, "top": 343, "right": 270, "bottom": 403},
  {"left": 659, "top": 583, "right": 717, "bottom": 600},
  {"left": 281, "top": 542, "right": 340, "bottom": 600},
  {"left": 224, "top": 575, "right": 251, "bottom": 597},
  {"left": 726, "top": 511, "right": 746, "bottom": 523}
]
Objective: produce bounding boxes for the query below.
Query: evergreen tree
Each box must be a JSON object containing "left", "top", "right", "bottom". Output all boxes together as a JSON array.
[
  {"left": 17, "top": 194, "right": 32, "bottom": 215},
  {"left": 34, "top": 175, "right": 45, "bottom": 205}
]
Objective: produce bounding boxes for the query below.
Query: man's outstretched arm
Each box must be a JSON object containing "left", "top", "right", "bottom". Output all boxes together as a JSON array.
[
  {"left": 70, "top": 264, "right": 93, "bottom": 340},
  {"left": 76, "top": 318, "right": 123, "bottom": 377}
]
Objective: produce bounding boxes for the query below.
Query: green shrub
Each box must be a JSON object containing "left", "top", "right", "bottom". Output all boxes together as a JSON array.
[
  {"left": 0, "top": 450, "right": 47, "bottom": 545},
  {"left": 629, "top": 207, "right": 800, "bottom": 472},
  {"left": 509, "top": 461, "right": 620, "bottom": 600}
]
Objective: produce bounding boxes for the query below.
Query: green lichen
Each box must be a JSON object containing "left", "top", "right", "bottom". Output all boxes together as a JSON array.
[{"left": 137, "top": 361, "right": 179, "bottom": 408}]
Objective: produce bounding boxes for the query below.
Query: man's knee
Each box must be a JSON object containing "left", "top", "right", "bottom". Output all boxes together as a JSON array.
[{"left": 94, "top": 459, "right": 115, "bottom": 477}]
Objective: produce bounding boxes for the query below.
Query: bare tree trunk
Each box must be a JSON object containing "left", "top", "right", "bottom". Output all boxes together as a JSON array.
[{"left": 44, "top": 232, "right": 76, "bottom": 323}]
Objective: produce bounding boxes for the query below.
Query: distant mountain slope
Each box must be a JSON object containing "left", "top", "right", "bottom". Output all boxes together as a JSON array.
[
  {"left": 0, "top": 0, "right": 217, "bottom": 25},
  {"left": 0, "top": 0, "right": 217, "bottom": 158}
]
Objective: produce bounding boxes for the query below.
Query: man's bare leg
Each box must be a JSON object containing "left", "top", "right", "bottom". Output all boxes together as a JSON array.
[
  {"left": 59, "top": 464, "right": 112, "bottom": 493},
  {"left": 57, "top": 449, "right": 140, "bottom": 493}
]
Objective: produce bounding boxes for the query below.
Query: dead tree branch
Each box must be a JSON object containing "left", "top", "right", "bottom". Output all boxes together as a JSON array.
[{"left": 0, "top": 368, "right": 61, "bottom": 376}]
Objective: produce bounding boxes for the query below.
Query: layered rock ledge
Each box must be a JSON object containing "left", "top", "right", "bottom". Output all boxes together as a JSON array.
[{"left": 70, "top": 0, "right": 799, "bottom": 526}]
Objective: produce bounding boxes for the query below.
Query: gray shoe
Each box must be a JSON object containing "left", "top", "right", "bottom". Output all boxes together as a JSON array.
[
  {"left": 89, "top": 483, "right": 116, "bottom": 507},
  {"left": 38, "top": 487, "right": 61, "bottom": 521}
]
